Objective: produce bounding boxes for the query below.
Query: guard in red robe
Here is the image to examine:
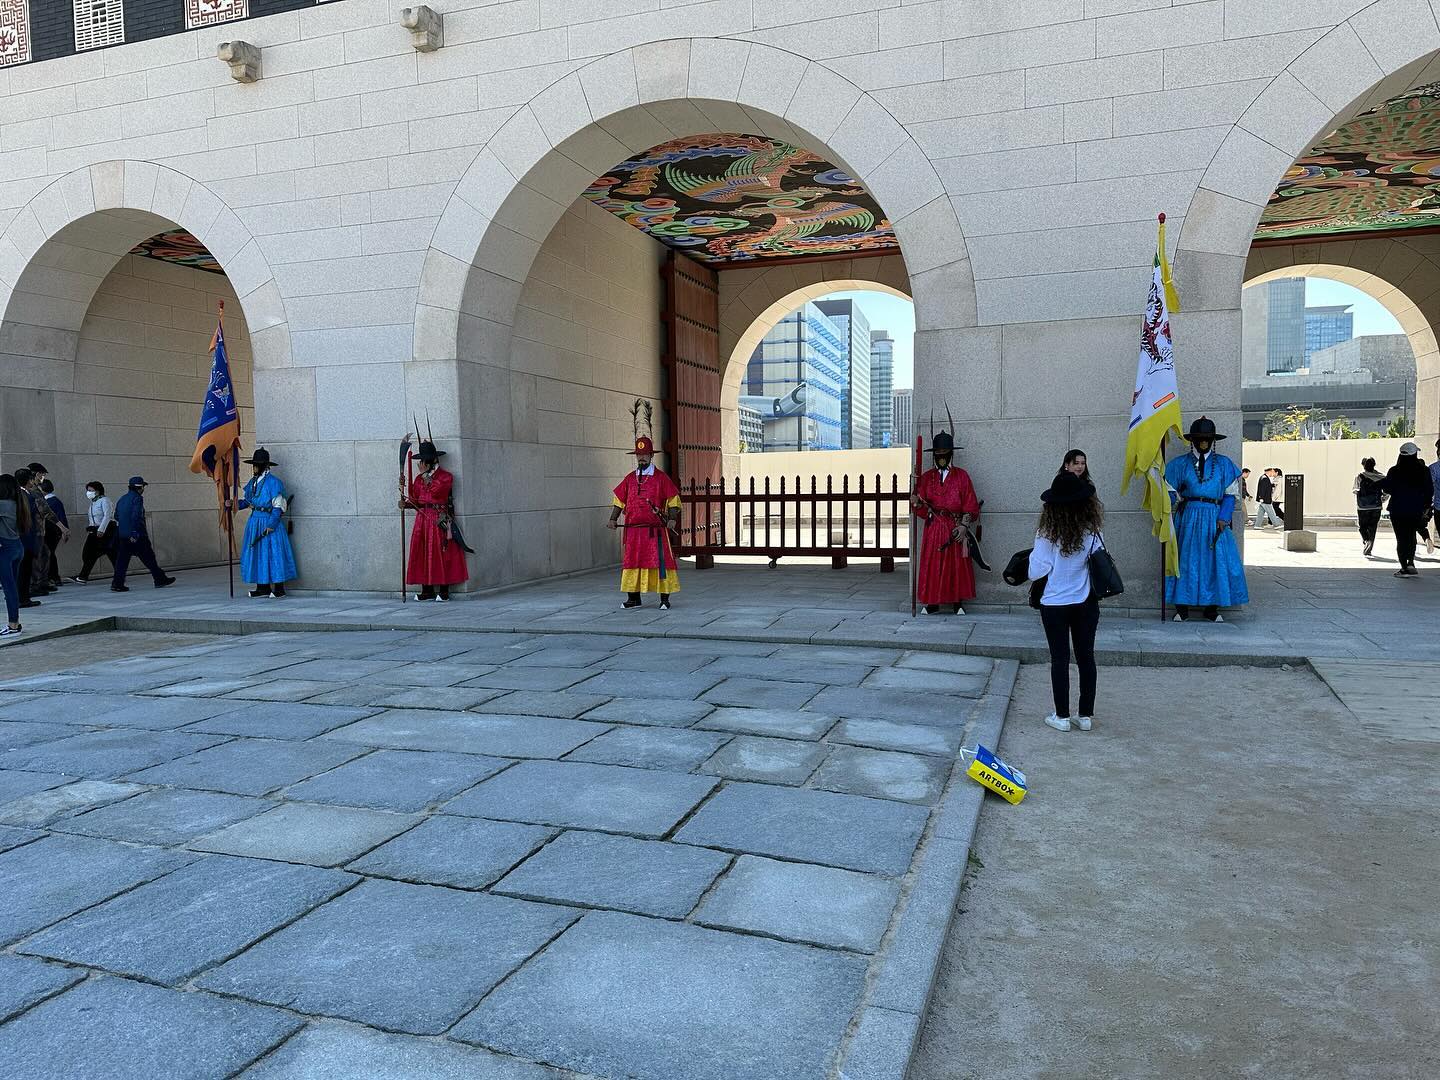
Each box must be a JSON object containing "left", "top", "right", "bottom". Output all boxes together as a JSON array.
[
  {"left": 400, "top": 440, "right": 468, "bottom": 601},
  {"left": 913, "top": 431, "right": 980, "bottom": 615},
  {"left": 607, "top": 436, "right": 680, "bottom": 610}
]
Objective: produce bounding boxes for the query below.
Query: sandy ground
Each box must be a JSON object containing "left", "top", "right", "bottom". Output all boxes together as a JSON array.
[{"left": 911, "top": 663, "right": 1440, "bottom": 1080}]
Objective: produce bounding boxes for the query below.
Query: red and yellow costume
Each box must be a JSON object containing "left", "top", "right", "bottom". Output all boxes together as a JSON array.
[
  {"left": 612, "top": 465, "right": 681, "bottom": 595},
  {"left": 914, "top": 465, "right": 980, "bottom": 605},
  {"left": 405, "top": 467, "right": 468, "bottom": 586}
]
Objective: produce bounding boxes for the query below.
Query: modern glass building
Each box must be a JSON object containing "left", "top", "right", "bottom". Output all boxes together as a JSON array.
[
  {"left": 738, "top": 403, "right": 764, "bottom": 453},
  {"left": 814, "top": 298, "right": 871, "bottom": 450},
  {"left": 1265, "top": 277, "right": 1307, "bottom": 374},
  {"left": 1304, "top": 304, "right": 1354, "bottom": 363},
  {"left": 745, "top": 303, "right": 846, "bottom": 451},
  {"left": 892, "top": 388, "right": 913, "bottom": 447},
  {"left": 869, "top": 330, "right": 895, "bottom": 447}
]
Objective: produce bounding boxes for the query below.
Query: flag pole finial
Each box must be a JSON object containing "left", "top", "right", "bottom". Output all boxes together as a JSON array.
[
  {"left": 218, "top": 299, "right": 225, "bottom": 315},
  {"left": 1157, "top": 213, "right": 1165, "bottom": 223}
]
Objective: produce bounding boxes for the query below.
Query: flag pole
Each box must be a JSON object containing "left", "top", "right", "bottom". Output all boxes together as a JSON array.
[
  {"left": 221, "top": 299, "right": 236, "bottom": 599},
  {"left": 1159, "top": 433, "right": 1167, "bottom": 622},
  {"left": 909, "top": 435, "right": 923, "bottom": 618}
]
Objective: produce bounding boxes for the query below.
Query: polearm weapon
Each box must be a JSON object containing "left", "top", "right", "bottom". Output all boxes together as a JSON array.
[
  {"left": 909, "top": 435, "right": 922, "bottom": 617},
  {"left": 398, "top": 428, "right": 413, "bottom": 602},
  {"left": 641, "top": 493, "right": 678, "bottom": 588}
]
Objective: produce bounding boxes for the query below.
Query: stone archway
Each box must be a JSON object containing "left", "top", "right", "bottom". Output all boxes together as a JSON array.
[
  {"left": 1174, "top": 14, "right": 1440, "bottom": 444},
  {"left": 0, "top": 161, "right": 293, "bottom": 572}
]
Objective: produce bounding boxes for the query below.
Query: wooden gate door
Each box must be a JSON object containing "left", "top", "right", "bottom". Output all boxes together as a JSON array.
[{"left": 660, "top": 251, "right": 721, "bottom": 567}]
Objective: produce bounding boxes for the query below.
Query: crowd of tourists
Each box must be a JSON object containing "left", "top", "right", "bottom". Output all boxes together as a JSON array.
[{"left": 1353, "top": 439, "right": 1439, "bottom": 576}]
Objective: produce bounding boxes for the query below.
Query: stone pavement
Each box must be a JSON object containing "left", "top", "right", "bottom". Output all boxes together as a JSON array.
[
  {"left": 4, "top": 535, "right": 1436, "bottom": 664},
  {"left": 0, "top": 627, "right": 1016, "bottom": 1079}
]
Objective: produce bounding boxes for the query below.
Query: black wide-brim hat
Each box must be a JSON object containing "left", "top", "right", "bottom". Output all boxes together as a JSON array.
[
  {"left": 1042, "top": 471, "right": 1092, "bottom": 506},
  {"left": 242, "top": 447, "right": 276, "bottom": 467},
  {"left": 1181, "top": 415, "right": 1226, "bottom": 442},
  {"left": 927, "top": 431, "right": 961, "bottom": 453},
  {"left": 416, "top": 440, "right": 445, "bottom": 461}
]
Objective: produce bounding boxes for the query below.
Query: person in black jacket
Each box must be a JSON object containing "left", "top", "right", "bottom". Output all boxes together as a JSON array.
[
  {"left": 1253, "top": 468, "right": 1282, "bottom": 529},
  {"left": 1379, "top": 443, "right": 1435, "bottom": 578},
  {"left": 110, "top": 477, "right": 176, "bottom": 592},
  {"left": 1353, "top": 457, "right": 1387, "bottom": 557}
]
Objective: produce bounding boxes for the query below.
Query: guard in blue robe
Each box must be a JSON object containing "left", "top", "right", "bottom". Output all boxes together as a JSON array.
[
  {"left": 1165, "top": 416, "right": 1248, "bottom": 622},
  {"left": 237, "top": 448, "right": 296, "bottom": 598}
]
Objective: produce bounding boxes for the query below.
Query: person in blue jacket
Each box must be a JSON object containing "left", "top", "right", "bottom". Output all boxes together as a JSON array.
[
  {"left": 110, "top": 477, "right": 175, "bottom": 592},
  {"left": 1164, "top": 416, "right": 1248, "bottom": 622},
  {"left": 235, "top": 448, "right": 296, "bottom": 598}
]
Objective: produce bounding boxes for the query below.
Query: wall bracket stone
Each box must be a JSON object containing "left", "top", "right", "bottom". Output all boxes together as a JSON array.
[
  {"left": 217, "top": 40, "right": 261, "bottom": 82},
  {"left": 400, "top": 6, "right": 444, "bottom": 52}
]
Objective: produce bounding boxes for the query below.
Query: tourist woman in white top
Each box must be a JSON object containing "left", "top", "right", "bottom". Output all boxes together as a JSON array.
[
  {"left": 1028, "top": 470, "right": 1105, "bottom": 732},
  {"left": 70, "top": 480, "right": 117, "bottom": 583}
]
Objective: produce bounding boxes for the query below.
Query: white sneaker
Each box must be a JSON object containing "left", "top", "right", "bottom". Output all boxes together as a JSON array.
[
  {"left": 1073, "top": 715, "right": 1093, "bottom": 731},
  {"left": 1044, "top": 713, "right": 1071, "bottom": 732}
]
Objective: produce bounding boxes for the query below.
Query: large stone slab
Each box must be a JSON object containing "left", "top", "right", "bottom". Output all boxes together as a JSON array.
[
  {"left": 56, "top": 788, "right": 274, "bottom": 845},
  {"left": 284, "top": 749, "right": 508, "bottom": 811},
  {"left": 695, "top": 655, "right": 872, "bottom": 686},
  {"left": 830, "top": 716, "right": 961, "bottom": 757},
  {"left": 268, "top": 658, "right": 411, "bottom": 683},
  {"left": 894, "top": 651, "right": 996, "bottom": 675},
  {"left": 475, "top": 690, "right": 611, "bottom": 719},
  {"left": 0, "top": 976, "right": 300, "bottom": 1080},
  {"left": 451, "top": 910, "right": 866, "bottom": 1080},
  {"left": 674, "top": 783, "right": 927, "bottom": 875},
  {"left": 698, "top": 735, "right": 828, "bottom": 785},
  {"left": 348, "top": 815, "right": 554, "bottom": 889},
  {"left": 0, "top": 955, "right": 84, "bottom": 1023},
  {"left": 368, "top": 685, "right": 510, "bottom": 710},
  {"left": 445, "top": 761, "right": 716, "bottom": 837},
  {"left": 237, "top": 1021, "right": 564, "bottom": 1079},
  {"left": 223, "top": 679, "right": 347, "bottom": 703},
  {"left": 811, "top": 746, "right": 950, "bottom": 804},
  {"left": 125, "top": 737, "right": 367, "bottom": 795},
  {"left": 861, "top": 666, "right": 991, "bottom": 694},
  {"left": 0, "top": 767, "right": 68, "bottom": 804},
  {"left": 191, "top": 803, "right": 419, "bottom": 867},
  {"left": 702, "top": 676, "right": 824, "bottom": 710},
  {"left": 18, "top": 855, "right": 353, "bottom": 984},
  {"left": 0, "top": 780, "right": 144, "bottom": 827},
  {"left": 492, "top": 831, "right": 730, "bottom": 918},
  {"left": 567, "top": 669, "right": 724, "bottom": 700},
  {"left": 695, "top": 706, "right": 836, "bottom": 740},
  {"left": 0, "top": 729, "right": 227, "bottom": 779},
  {"left": 0, "top": 720, "right": 90, "bottom": 748},
  {"left": 0, "top": 834, "right": 193, "bottom": 945},
  {"left": 806, "top": 685, "right": 979, "bottom": 726},
  {"left": 693, "top": 855, "right": 899, "bottom": 952},
  {"left": 181, "top": 702, "right": 376, "bottom": 740},
  {"left": 0, "top": 824, "right": 42, "bottom": 853},
  {"left": 361, "top": 662, "right": 501, "bottom": 687},
  {"left": 321, "top": 710, "right": 607, "bottom": 758},
  {"left": 50, "top": 695, "right": 246, "bottom": 730},
  {"left": 461, "top": 668, "right": 594, "bottom": 692},
  {"left": 565, "top": 726, "right": 730, "bottom": 770},
  {"left": 581, "top": 696, "right": 715, "bottom": 726},
  {"left": 196, "top": 879, "right": 577, "bottom": 1034}
]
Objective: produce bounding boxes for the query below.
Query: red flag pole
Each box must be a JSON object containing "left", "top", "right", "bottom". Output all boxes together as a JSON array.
[
  {"left": 910, "top": 435, "right": 923, "bottom": 617},
  {"left": 1159, "top": 433, "right": 1168, "bottom": 622}
]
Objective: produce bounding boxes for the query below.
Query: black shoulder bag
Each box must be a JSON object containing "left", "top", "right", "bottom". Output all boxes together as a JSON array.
[{"left": 1087, "top": 533, "right": 1124, "bottom": 600}]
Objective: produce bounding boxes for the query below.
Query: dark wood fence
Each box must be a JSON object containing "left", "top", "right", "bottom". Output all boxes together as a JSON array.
[{"left": 677, "top": 475, "right": 910, "bottom": 570}]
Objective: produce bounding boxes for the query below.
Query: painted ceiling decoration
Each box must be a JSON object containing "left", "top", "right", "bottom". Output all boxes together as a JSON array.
[
  {"left": 129, "top": 229, "right": 225, "bottom": 275},
  {"left": 583, "top": 134, "right": 899, "bottom": 265},
  {"left": 1258, "top": 83, "right": 1440, "bottom": 243}
]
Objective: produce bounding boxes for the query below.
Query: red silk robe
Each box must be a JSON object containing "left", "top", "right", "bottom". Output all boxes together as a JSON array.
[
  {"left": 406, "top": 468, "right": 468, "bottom": 586},
  {"left": 914, "top": 466, "right": 980, "bottom": 604},
  {"left": 612, "top": 468, "right": 680, "bottom": 594}
]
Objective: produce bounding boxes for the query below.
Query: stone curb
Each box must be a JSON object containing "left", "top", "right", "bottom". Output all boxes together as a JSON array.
[
  {"left": 91, "top": 613, "right": 1315, "bottom": 670},
  {"left": 834, "top": 659, "right": 1019, "bottom": 1079}
]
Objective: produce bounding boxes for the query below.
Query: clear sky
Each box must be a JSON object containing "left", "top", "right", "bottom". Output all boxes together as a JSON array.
[
  {"left": 1304, "top": 277, "right": 1404, "bottom": 336},
  {"left": 815, "top": 288, "right": 915, "bottom": 388}
]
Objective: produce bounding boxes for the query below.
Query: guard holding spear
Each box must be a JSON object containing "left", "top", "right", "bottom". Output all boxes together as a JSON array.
[
  {"left": 398, "top": 419, "right": 471, "bottom": 601},
  {"left": 607, "top": 434, "right": 681, "bottom": 610},
  {"left": 911, "top": 415, "right": 983, "bottom": 615}
]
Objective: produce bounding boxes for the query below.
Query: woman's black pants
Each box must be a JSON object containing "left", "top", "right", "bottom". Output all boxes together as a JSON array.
[
  {"left": 78, "top": 529, "right": 115, "bottom": 578},
  {"left": 1357, "top": 509, "right": 1381, "bottom": 546},
  {"left": 1040, "top": 595, "right": 1099, "bottom": 718},
  {"left": 1392, "top": 514, "right": 1421, "bottom": 569}
]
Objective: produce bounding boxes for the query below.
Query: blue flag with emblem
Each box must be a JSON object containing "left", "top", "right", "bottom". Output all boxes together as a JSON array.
[{"left": 189, "top": 301, "right": 242, "bottom": 527}]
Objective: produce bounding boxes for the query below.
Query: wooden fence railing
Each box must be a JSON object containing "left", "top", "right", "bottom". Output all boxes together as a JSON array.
[{"left": 677, "top": 475, "right": 910, "bottom": 570}]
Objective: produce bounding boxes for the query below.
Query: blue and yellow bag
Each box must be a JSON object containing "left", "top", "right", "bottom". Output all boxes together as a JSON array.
[{"left": 965, "top": 744, "right": 1027, "bottom": 804}]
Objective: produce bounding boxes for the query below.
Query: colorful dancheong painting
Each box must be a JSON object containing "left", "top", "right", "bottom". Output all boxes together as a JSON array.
[
  {"left": 1259, "top": 83, "right": 1440, "bottom": 243},
  {"left": 583, "top": 134, "right": 900, "bottom": 265},
  {"left": 129, "top": 229, "right": 225, "bottom": 275}
]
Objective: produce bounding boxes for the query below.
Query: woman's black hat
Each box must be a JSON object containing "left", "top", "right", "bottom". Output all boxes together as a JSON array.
[
  {"left": 417, "top": 441, "right": 445, "bottom": 462},
  {"left": 242, "top": 447, "right": 276, "bottom": 467},
  {"left": 1181, "top": 415, "right": 1226, "bottom": 442},
  {"left": 927, "top": 431, "right": 959, "bottom": 454},
  {"left": 1042, "top": 471, "right": 1092, "bottom": 506}
]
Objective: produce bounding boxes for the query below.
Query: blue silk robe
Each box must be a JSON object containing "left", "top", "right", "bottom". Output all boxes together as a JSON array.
[
  {"left": 238, "top": 472, "right": 297, "bottom": 585},
  {"left": 1164, "top": 450, "right": 1248, "bottom": 608}
]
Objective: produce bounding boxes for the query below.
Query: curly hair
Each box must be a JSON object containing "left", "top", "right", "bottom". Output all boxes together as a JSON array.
[{"left": 1038, "top": 496, "right": 1104, "bottom": 556}]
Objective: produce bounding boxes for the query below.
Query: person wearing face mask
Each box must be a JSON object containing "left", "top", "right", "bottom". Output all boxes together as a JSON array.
[
  {"left": 399, "top": 440, "right": 469, "bottom": 601},
  {"left": 71, "top": 481, "right": 117, "bottom": 583},
  {"left": 234, "top": 448, "right": 296, "bottom": 598},
  {"left": 1164, "top": 416, "right": 1248, "bottom": 622},
  {"left": 608, "top": 435, "right": 681, "bottom": 610},
  {"left": 912, "top": 429, "right": 982, "bottom": 615}
]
